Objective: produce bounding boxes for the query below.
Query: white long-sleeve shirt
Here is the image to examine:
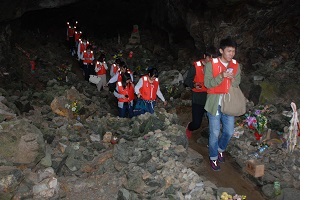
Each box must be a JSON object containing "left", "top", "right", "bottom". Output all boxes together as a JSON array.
[{"left": 107, "top": 72, "right": 133, "bottom": 84}]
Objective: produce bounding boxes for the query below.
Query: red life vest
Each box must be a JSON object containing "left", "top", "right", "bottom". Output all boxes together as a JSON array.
[
  {"left": 67, "top": 26, "right": 75, "bottom": 37},
  {"left": 82, "top": 50, "right": 94, "bottom": 64},
  {"left": 139, "top": 76, "right": 159, "bottom": 101},
  {"left": 112, "top": 64, "right": 119, "bottom": 74},
  {"left": 192, "top": 60, "right": 208, "bottom": 93},
  {"left": 117, "top": 73, "right": 122, "bottom": 82},
  {"left": 116, "top": 70, "right": 132, "bottom": 82},
  {"left": 79, "top": 41, "right": 89, "bottom": 53},
  {"left": 117, "top": 82, "right": 135, "bottom": 102},
  {"left": 207, "top": 58, "right": 239, "bottom": 94},
  {"left": 74, "top": 31, "right": 82, "bottom": 42},
  {"left": 96, "top": 61, "right": 107, "bottom": 75}
]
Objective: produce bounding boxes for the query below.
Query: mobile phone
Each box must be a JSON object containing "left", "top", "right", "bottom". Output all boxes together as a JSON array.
[{"left": 227, "top": 68, "right": 233, "bottom": 73}]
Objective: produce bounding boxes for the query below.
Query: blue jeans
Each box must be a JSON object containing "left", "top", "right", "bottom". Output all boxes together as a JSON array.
[
  {"left": 118, "top": 102, "right": 134, "bottom": 118},
  {"left": 144, "top": 100, "right": 156, "bottom": 114},
  {"left": 207, "top": 105, "right": 234, "bottom": 160}
]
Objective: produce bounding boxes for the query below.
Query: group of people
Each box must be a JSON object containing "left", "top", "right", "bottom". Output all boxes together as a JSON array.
[
  {"left": 66, "top": 19, "right": 167, "bottom": 119},
  {"left": 66, "top": 23, "right": 240, "bottom": 172},
  {"left": 66, "top": 19, "right": 96, "bottom": 82},
  {"left": 113, "top": 67, "right": 167, "bottom": 118},
  {"left": 185, "top": 37, "right": 241, "bottom": 172}
]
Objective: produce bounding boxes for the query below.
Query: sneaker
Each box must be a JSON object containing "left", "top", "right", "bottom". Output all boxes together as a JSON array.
[
  {"left": 186, "top": 123, "right": 192, "bottom": 139},
  {"left": 210, "top": 159, "right": 221, "bottom": 171},
  {"left": 218, "top": 152, "right": 225, "bottom": 163}
]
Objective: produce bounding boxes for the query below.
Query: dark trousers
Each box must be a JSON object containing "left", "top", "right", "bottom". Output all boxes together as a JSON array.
[
  {"left": 68, "top": 37, "right": 75, "bottom": 53},
  {"left": 133, "top": 99, "right": 156, "bottom": 116},
  {"left": 188, "top": 103, "right": 206, "bottom": 131},
  {"left": 83, "top": 64, "right": 91, "bottom": 81},
  {"left": 119, "top": 102, "right": 134, "bottom": 118}
]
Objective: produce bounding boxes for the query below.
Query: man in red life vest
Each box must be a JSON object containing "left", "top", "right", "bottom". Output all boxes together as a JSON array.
[
  {"left": 77, "top": 38, "right": 89, "bottom": 61},
  {"left": 204, "top": 37, "right": 241, "bottom": 171},
  {"left": 74, "top": 30, "right": 82, "bottom": 56},
  {"left": 95, "top": 54, "right": 108, "bottom": 91},
  {"left": 134, "top": 67, "right": 167, "bottom": 116},
  {"left": 184, "top": 52, "right": 214, "bottom": 139},
  {"left": 113, "top": 72, "right": 135, "bottom": 118},
  {"left": 81, "top": 45, "right": 94, "bottom": 81},
  {"left": 110, "top": 58, "right": 121, "bottom": 78},
  {"left": 66, "top": 21, "right": 77, "bottom": 55}
]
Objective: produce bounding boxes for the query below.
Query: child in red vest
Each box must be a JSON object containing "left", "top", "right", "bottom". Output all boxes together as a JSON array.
[
  {"left": 113, "top": 72, "right": 135, "bottom": 118},
  {"left": 95, "top": 54, "right": 108, "bottom": 91}
]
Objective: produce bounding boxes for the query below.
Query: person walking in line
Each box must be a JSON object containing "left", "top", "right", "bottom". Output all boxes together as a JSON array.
[
  {"left": 81, "top": 45, "right": 94, "bottom": 81},
  {"left": 77, "top": 37, "right": 90, "bottom": 61},
  {"left": 134, "top": 67, "right": 167, "bottom": 116},
  {"left": 74, "top": 29, "right": 82, "bottom": 56},
  {"left": 107, "top": 61, "right": 133, "bottom": 84},
  {"left": 106, "top": 61, "right": 133, "bottom": 92},
  {"left": 66, "top": 20, "right": 77, "bottom": 55},
  {"left": 204, "top": 37, "right": 241, "bottom": 171},
  {"left": 113, "top": 72, "right": 135, "bottom": 118},
  {"left": 110, "top": 58, "right": 121, "bottom": 78},
  {"left": 184, "top": 52, "right": 213, "bottom": 139},
  {"left": 95, "top": 54, "right": 108, "bottom": 91}
]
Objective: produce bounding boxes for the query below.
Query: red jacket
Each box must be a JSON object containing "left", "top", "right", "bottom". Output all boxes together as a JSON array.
[
  {"left": 207, "top": 58, "right": 239, "bottom": 94},
  {"left": 192, "top": 60, "right": 208, "bottom": 93},
  {"left": 117, "top": 82, "right": 135, "bottom": 102},
  {"left": 139, "top": 76, "right": 159, "bottom": 101}
]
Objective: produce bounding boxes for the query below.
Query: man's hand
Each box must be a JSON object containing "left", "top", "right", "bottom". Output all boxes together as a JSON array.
[{"left": 222, "top": 71, "right": 234, "bottom": 79}]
